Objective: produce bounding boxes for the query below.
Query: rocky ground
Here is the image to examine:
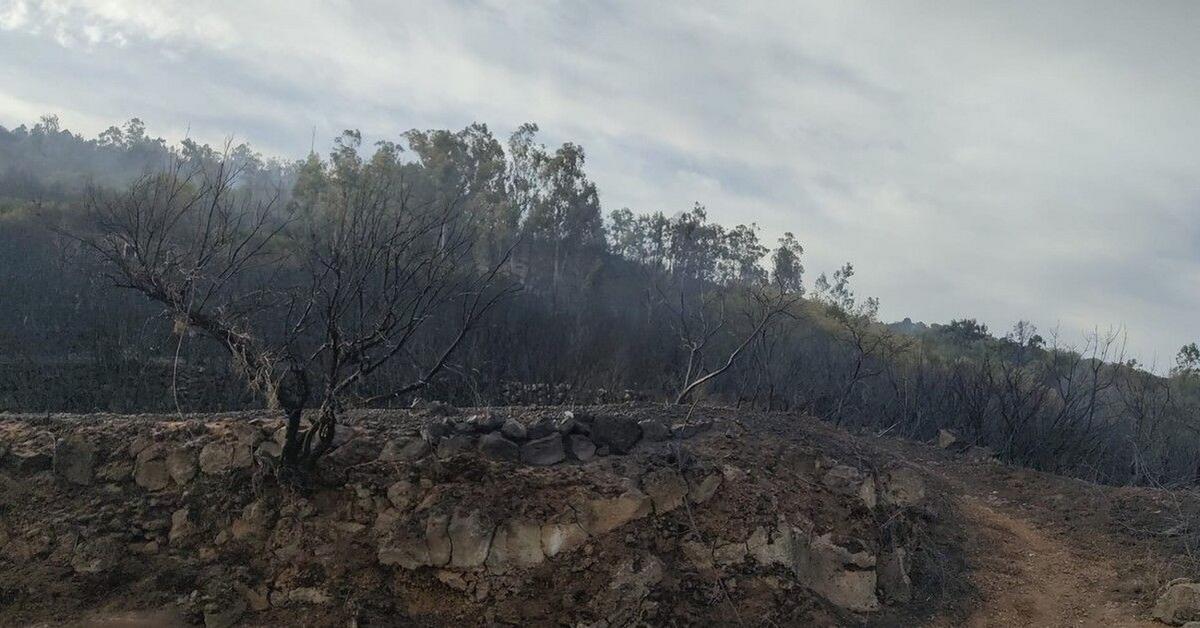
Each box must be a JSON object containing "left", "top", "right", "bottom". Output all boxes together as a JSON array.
[{"left": 1, "top": 404, "right": 1197, "bottom": 627}]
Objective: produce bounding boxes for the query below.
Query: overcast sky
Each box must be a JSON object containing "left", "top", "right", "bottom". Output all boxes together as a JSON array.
[{"left": 2, "top": 0, "right": 1198, "bottom": 366}]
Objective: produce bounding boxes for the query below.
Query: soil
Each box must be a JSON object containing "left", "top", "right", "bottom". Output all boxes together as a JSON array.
[{"left": 1, "top": 405, "right": 1197, "bottom": 627}]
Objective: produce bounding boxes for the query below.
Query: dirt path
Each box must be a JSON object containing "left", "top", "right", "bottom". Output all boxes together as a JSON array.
[{"left": 945, "top": 494, "right": 1156, "bottom": 627}]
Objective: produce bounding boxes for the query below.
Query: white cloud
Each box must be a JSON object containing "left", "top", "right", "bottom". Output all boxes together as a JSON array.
[{"left": 1, "top": 0, "right": 1199, "bottom": 363}]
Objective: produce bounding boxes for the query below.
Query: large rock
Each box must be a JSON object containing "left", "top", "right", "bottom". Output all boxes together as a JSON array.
[
  {"left": 642, "top": 468, "right": 687, "bottom": 514},
  {"left": 500, "top": 419, "right": 527, "bottom": 440},
  {"left": 378, "top": 438, "right": 430, "bottom": 462},
  {"left": 822, "top": 464, "right": 877, "bottom": 509},
  {"left": 426, "top": 514, "right": 452, "bottom": 567},
  {"left": 541, "top": 521, "right": 588, "bottom": 558},
  {"left": 436, "top": 435, "right": 475, "bottom": 458},
  {"left": 478, "top": 432, "right": 520, "bottom": 462},
  {"left": 879, "top": 467, "right": 926, "bottom": 508},
  {"left": 568, "top": 435, "right": 596, "bottom": 461},
  {"left": 526, "top": 416, "right": 559, "bottom": 440},
  {"left": 1156, "top": 581, "right": 1200, "bottom": 625},
  {"left": 877, "top": 547, "right": 912, "bottom": 603},
  {"left": 521, "top": 434, "right": 565, "bottom": 466},
  {"left": 577, "top": 492, "right": 652, "bottom": 535},
  {"left": 486, "top": 519, "right": 544, "bottom": 574},
  {"left": 199, "top": 441, "right": 235, "bottom": 475},
  {"left": 797, "top": 533, "right": 879, "bottom": 612},
  {"left": 589, "top": 415, "right": 642, "bottom": 454},
  {"left": 936, "top": 428, "right": 958, "bottom": 449},
  {"left": 448, "top": 510, "right": 494, "bottom": 568},
  {"left": 166, "top": 450, "right": 198, "bottom": 485},
  {"left": 637, "top": 419, "right": 671, "bottom": 442},
  {"left": 52, "top": 435, "right": 95, "bottom": 485},
  {"left": 134, "top": 459, "right": 170, "bottom": 491}
]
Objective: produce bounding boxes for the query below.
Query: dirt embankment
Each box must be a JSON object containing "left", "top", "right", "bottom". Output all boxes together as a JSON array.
[
  {"left": 0, "top": 405, "right": 963, "bottom": 627},
  {"left": 4, "top": 404, "right": 1194, "bottom": 627}
]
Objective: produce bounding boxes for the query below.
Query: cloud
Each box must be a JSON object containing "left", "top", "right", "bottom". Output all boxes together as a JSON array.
[{"left": 1, "top": 0, "right": 1199, "bottom": 364}]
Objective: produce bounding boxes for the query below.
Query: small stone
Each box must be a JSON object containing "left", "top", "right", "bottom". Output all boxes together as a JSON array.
[
  {"left": 936, "top": 428, "right": 958, "bottom": 449},
  {"left": 436, "top": 570, "right": 469, "bottom": 591},
  {"left": 478, "top": 432, "right": 520, "bottom": 462},
  {"left": 568, "top": 435, "right": 596, "bottom": 461},
  {"left": 52, "top": 435, "right": 95, "bottom": 485},
  {"left": 169, "top": 508, "right": 195, "bottom": 544},
  {"left": 500, "top": 419, "right": 527, "bottom": 440},
  {"left": 521, "top": 434, "right": 565, "bottom": 466},
  {"left": 288, "top": 587, "right": 331, "bottom": 605},
  {"left": 235, "top": 582, "right": 270, "bottom": 612}
]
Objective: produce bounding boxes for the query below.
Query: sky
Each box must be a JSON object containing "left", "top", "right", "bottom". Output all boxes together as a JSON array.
[{"left": 2, "top": 0, "right": 1199, "bottom": 367}]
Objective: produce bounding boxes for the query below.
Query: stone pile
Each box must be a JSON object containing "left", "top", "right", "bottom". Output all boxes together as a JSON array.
[{"left": 384, "top": 411, "right": 701, "bottom": 466}]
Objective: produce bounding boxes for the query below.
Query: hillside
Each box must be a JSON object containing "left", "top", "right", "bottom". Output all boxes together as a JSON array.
[{"left": 2, "top": 404, "right": 1197, "bottom": 627}]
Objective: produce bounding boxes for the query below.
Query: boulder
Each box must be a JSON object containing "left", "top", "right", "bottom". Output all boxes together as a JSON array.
[
  {"left": 798, "top": 533, "right": 879, "bottom": 612},
  {"left": 879, "top": 467, "right": 926, "bottom": 508},
  {"left": 589, "top": 415, "right": 643, "bottom": 454},
  {"left": 486, "top": 519, "right": 545, "bottom": 574},
  {"left": 426, "top": 514, "right": 452, "bottom": 567},
  {"left": 642, "top": 468, "right": 688, "bottom": 514},
  {"left": 877, "top": 547, "right": 912, "bottom": 603},
  {"left": 387, "top": 480, "right": 415, "bottom": 510},
  {"left": 671, "top": 421, "right": 714, "bottom": 440},
  {"left": 568, "top": 435, "right": 596, "bottom": 461},
  {"left": 478, "top": 432, "right": 520, "bottom": 462},
  {"left": 936, "top": 428, "right": 958, "bottom": 449},
  {"left": 577, "top": 491, "right": 652, "bottom": 535},
  {"left": 420, "top": 417, "right": 454, "bottom": 445},
  {"left": 688, "top": 473, "right": 722, "bottom": 504},
  {"left": 822, "top": 464, "right": 877, "bottom": 509},
  {"left": 637, "top": 419, "right": 671, "bottom": 442},
  {"left": 468, "top": 412, "right": 504, "bottom": 432},
  {"left": 134, "top": 459, "right": 170, "bottom": 491},
  {"left": 521, "top": 434, "right": 565, "bottom": 466},
  {"left": 166, "top": 450, "right": 198, "bottom": 485},
  {"left": 199, "top": 441, "right": 235, "bottom": 475},
  {"left": 436, "top": 435, "right": 475, "bottom": 458},
  {"left": 1155, "top": 581, "right": 1200, "bottom": 625},
  {"left": 541, "top": 521, "right": 588, "bottom": 558},
  {"left": 378, "top": 438, "right": 430, "bottom": 462},
  {"left": 448, "top": 510, "right": 494, "bottom": 569},
  {"left": 526, "top": 416, "right": 559, "bottom": 439},
  {"left": 500, "top": 419, "right": 527, "bottom": 440},
  {"left": 52, "top": 435, "right": 95, "bottom": 485}
]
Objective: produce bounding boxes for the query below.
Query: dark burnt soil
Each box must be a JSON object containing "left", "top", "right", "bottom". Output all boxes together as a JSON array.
[{"left": 0, "top": 405, "right": 971, "bottom": 627}]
